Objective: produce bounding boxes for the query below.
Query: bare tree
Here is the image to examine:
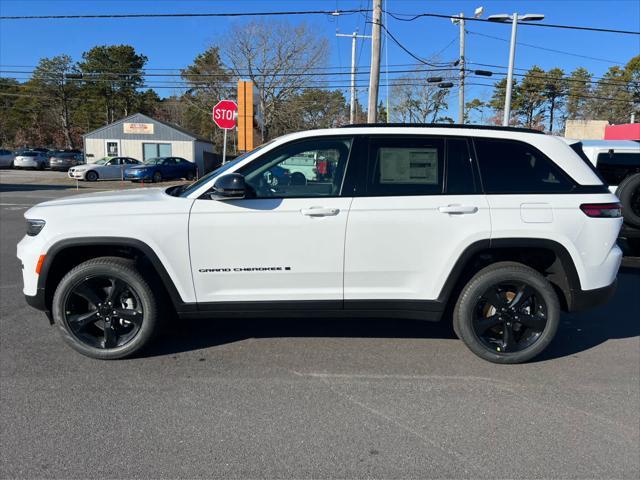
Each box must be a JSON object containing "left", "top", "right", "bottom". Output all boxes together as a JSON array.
[
  {"left": 389, "top": 71, "right": 453, "bottom": 123},
  {"left": 221, "top": 20, "right": 329, "bottom": 140}
]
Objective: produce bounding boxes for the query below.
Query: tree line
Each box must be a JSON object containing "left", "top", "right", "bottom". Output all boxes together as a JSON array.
[{"left": 0, "top": 19, "right": 637, "bottom": 152}]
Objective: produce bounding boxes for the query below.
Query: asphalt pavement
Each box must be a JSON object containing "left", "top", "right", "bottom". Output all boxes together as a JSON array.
[{"left": 1, "top": 171, "right": 639, "bottom": 479}]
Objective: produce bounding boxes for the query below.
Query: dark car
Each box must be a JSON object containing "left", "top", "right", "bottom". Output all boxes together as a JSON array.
[
  {"left": 123, "top": 156, "right": 197, "bottom": 183},
  {"left": 49, "top": 152, "right": 85, "bottom": 171}
]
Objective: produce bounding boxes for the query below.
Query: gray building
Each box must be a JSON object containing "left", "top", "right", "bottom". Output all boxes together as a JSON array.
[{"left": 83, "top": 113, "right": 216, "bottom": 173}]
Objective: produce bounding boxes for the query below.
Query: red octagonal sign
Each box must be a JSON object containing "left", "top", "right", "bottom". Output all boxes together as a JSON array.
[{"left": 212, "top": 100, "right": 238, "bottom": 129}]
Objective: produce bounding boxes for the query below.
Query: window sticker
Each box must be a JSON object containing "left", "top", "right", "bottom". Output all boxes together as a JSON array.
[{"left": 379, "top": 148, "right": 439, "bottom": 184}]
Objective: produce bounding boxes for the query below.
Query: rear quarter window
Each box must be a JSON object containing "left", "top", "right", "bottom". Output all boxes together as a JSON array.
[{"left": 474, "top": 138, "right": 575, "bottom": 194}]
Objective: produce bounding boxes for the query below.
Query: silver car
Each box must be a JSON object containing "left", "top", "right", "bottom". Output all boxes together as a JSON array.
[
  {"left": 0, "top": 149, "right": 15, "bottom": 168},
  {"left": 49, "top": 152, "right": 84, "bottom": 171},
  {"left": 13, "top": 151, "right": 49, "bottom": 169}
]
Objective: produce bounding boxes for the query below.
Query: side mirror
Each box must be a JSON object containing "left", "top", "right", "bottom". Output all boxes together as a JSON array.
[{"left": 209, "top": 173, "right": 246, "bottom": 200}]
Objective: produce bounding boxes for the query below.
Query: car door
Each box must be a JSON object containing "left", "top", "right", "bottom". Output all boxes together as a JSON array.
[
  {"left": 343, "top": 135, "right": 491, "bottom": 306},
  {"left": 188, "top": 135, "right": 355, "bottom": 305},
  {"left": 101, "top": 158, "right": 122, "bottom": 179},
  {"left": 159, "top": 157, "right": 176, "bottom": 179}
]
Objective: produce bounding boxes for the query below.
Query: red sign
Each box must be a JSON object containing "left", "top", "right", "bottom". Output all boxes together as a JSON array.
[{"left": 212, "top": 100, "right": 238, "bottom": 129}]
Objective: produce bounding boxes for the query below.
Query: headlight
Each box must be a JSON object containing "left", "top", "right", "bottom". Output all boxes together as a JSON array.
[{"left": 26, "top": 219, "right": 46, "bottom": 236}]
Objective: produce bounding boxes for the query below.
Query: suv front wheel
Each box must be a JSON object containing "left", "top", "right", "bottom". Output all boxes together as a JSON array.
[
  {"left": 52, "top": 257, "right": 159, "bottom": 359},
  {"left": 453, "top": 262, "right": 560, "bottom": 364}
]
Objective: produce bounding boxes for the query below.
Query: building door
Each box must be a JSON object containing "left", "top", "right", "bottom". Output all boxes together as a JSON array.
[{"left": 105, "top": 140, "right": 120, "bottom": 157}]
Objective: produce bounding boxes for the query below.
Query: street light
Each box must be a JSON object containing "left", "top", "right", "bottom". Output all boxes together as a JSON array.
[{"left": 488, "top": 12, "right": 545, "bottom": 126}]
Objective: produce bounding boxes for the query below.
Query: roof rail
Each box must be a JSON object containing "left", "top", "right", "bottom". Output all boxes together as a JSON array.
[{"left": 339, "top": 123, "right": 545, "bottom": 134}]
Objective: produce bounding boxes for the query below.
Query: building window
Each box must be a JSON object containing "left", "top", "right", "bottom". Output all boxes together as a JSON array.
[{"left": 143, "top": 143, "right": 172, "bottom": 160}]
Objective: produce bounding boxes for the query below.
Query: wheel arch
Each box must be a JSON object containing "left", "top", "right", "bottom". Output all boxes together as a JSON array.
[
  {"left": 437, "top": 238, "right": 581, "bottom": 313},
  {"left": 39, "top": 237, "right": 194, "bottom": 316}
]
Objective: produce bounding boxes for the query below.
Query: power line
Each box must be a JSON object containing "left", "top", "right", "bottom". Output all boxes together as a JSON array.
[
  {"left": 0, "top": 9, "right": 368, "bottom": 20},
  {"left": 386, "top": 11, "right": 640, "bottom": 35},
  {"left": 466, "top": 30, "right": 625, "bottom": 64}
]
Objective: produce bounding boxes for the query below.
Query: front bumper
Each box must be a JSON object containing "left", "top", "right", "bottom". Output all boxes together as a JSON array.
[
  {"left": 68, "top": 169, "right": 85, "bottom": 179},
  {"left": 125, "top": 171, "right": 152, "bottom": 180}
]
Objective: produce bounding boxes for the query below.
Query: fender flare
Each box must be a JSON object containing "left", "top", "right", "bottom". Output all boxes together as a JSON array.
[{"left": 38, "top": 236, "right": 195, "bottom": 313}]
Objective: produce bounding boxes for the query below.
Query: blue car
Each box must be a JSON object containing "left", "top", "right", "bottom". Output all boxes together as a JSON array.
[{"left": 124, "top": 157, "right": 197, "bottom": 183}]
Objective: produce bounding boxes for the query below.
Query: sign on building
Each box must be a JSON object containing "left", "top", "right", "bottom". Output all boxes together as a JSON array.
[{"left": 123, "top": 122, "right": 155, "bottom": 135}]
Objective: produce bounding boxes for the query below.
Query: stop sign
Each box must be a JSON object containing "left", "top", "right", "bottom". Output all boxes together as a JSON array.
[{"left": 212, "top": 100, "right": 238, "bottom": 129}]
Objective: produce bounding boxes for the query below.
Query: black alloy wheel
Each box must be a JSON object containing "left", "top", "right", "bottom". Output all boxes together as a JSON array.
[
  {"left": 472, "top": 282, "right": 548, "bottom": 354},
  {"left": 85, "top": 170, "right": 98, "bottom": 182},
  {"left": 62, "top": 275, "right": 143, "bottom": 350},
  {"left": 52, "top": 257, "right": 159, "bottom": 359},
  {"left": 453, "top": 262, "right": 560, "bottom": 364}
]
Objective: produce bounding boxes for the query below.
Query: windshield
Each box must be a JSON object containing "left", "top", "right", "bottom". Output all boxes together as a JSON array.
[
  {"left": 20, "top": 152, "right": 38, "bottom": 157},
  {"left": 94, "top": 157, "right": 110, "bottom": 165},
  {"left": 179, "top": 143, "right": 273, "bottom": 198},
  {"left": 144, "top": 157, "right": 161, "bottom": 165}
]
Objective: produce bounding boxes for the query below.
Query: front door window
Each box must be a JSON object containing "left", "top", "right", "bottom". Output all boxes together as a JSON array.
[{"left": 239, "top": 137, "right": 352, "bottom": 198}]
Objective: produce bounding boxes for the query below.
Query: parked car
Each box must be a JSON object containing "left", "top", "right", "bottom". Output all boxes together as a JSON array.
[
  {"left": 566, "top": 139, "right": 640, "bottom": 256},
  {"left": 13, "top": 151, "right": 49, "bottom": 169},
  {"left": 19, "top": 124, "right": 622, "bottom": 363},
  {"left": 68, "top": 156, "right": 141, "bottom": 181},
  {"left": 49, "top": 152, "right": 85, "bottom": 171},
  {"left": 124, "top": 156, "right": 197, "bottom": 183},
  {"left": 0, "top": 148, "right": 15, "bottom": 168}
]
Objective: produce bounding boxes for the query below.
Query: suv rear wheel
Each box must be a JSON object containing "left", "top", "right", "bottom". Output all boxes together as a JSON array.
[
  {"left": 453, "top": 262, "right": 560, "bottom": 364},
  {"left": 52, "top": 257, "right": 159, "bottom": 359}
]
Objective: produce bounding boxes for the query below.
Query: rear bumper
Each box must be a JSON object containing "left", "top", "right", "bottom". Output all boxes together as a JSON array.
[{"left": 568, "top": 280, "right": 617, "bottom": 312}]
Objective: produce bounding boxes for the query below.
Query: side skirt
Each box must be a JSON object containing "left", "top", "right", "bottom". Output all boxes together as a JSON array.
[{"left": 178, "top": 300, "right": 444, "bottom": 322}]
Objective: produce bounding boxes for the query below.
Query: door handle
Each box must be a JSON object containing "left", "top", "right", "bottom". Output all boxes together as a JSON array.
[
  {"left": 438, "top": 205, "right": 478, "bottom": 214},
  {"left": 300, "top": 207, "right": 340, "bottom": 217}
]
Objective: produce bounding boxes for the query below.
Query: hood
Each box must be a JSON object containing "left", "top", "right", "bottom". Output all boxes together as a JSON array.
[{"left": 30, "top": 187, "right": 167, "bottom": 210}]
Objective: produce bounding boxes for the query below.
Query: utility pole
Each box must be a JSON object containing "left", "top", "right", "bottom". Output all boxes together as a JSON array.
[
  {"left": 458, "top": 13, "right": 466, "bottom": 124},
  {"left": 367, "top": 0, "right": 382, "bottom": 123},
  {"left": 337, "top": 31, "right": 371, "bottom": 124}
]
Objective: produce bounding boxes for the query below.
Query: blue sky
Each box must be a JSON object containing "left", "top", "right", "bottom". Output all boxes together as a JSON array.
[{"left": 1, "top": 0, "right": 639, "bottom": 120}]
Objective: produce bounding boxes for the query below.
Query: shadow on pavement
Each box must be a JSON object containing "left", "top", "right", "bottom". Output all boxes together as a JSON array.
[
  {"left": 147, "top": 267, "right": 640, "bottom": 361},
  {"left": 0, "top": 183, "right": 77, "bottom": 192}
]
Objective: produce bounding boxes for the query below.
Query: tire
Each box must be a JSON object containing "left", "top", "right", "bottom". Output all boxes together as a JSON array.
[
  {"left": 453, "top": 261, "right": 560, "bottom": 364},
  {"left": 52, "top": 257, "right": 159, "bottom": 360},
  {"left": 185, "top": 171, "right": 195, "bottom": 181},
  {"left": 85, "top": 170, "right": 98, "bottom": 182},
  {"left": 616, "top": 174, "right": 640, "bottom": 228},
  {"left": 153, "top": 171, "right": 162, "bottom": 183}
]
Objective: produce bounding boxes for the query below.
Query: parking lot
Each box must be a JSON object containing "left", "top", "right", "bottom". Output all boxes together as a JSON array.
[{"left": 1, "top": 171, "right": 639, "bottom": 479}]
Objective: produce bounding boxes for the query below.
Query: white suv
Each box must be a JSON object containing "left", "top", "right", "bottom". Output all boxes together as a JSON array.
[{"left": 17, "top": 125, "right": 623, "bottom": 363}]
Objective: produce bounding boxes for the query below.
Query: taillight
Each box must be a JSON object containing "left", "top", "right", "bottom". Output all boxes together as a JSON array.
[{"left": 579, "top": 203, "right": 622, "bottom": 218}]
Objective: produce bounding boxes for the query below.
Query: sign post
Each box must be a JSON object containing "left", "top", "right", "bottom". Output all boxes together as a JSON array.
[{"left": 212, "top": 100, "right": 238, "bottom": 164}]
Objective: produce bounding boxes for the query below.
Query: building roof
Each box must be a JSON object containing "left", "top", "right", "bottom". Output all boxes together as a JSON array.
[{"left": 83, "top": 113, "right": 214, "bottom": 144}]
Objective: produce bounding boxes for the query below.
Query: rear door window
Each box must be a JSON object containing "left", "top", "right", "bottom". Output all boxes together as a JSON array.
[
  {"left": 474, "top": 138, "right": 574, "bottom": 193},
  {"left": 366, "top": 136, "right": 444, "bottom": 196},
  {"left": 446, "top": 138, "right": 477, "bottom": 194}
]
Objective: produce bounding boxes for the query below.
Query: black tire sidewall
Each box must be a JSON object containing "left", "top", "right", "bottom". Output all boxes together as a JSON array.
[
  {"left": 85, "top": 170, "right": 98, "bottom": 182},
  {"left": 454, "top": 263, "right": 560, "bottom": 364},
  {"left": 616, "top": 174, "right": 640, "bottom": 228},
  {"left": 153, "top": 172, "right": 162, "bottom": 183},
  {"left": 52, "top": 258, "right": 158, "bottom": 359}
]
